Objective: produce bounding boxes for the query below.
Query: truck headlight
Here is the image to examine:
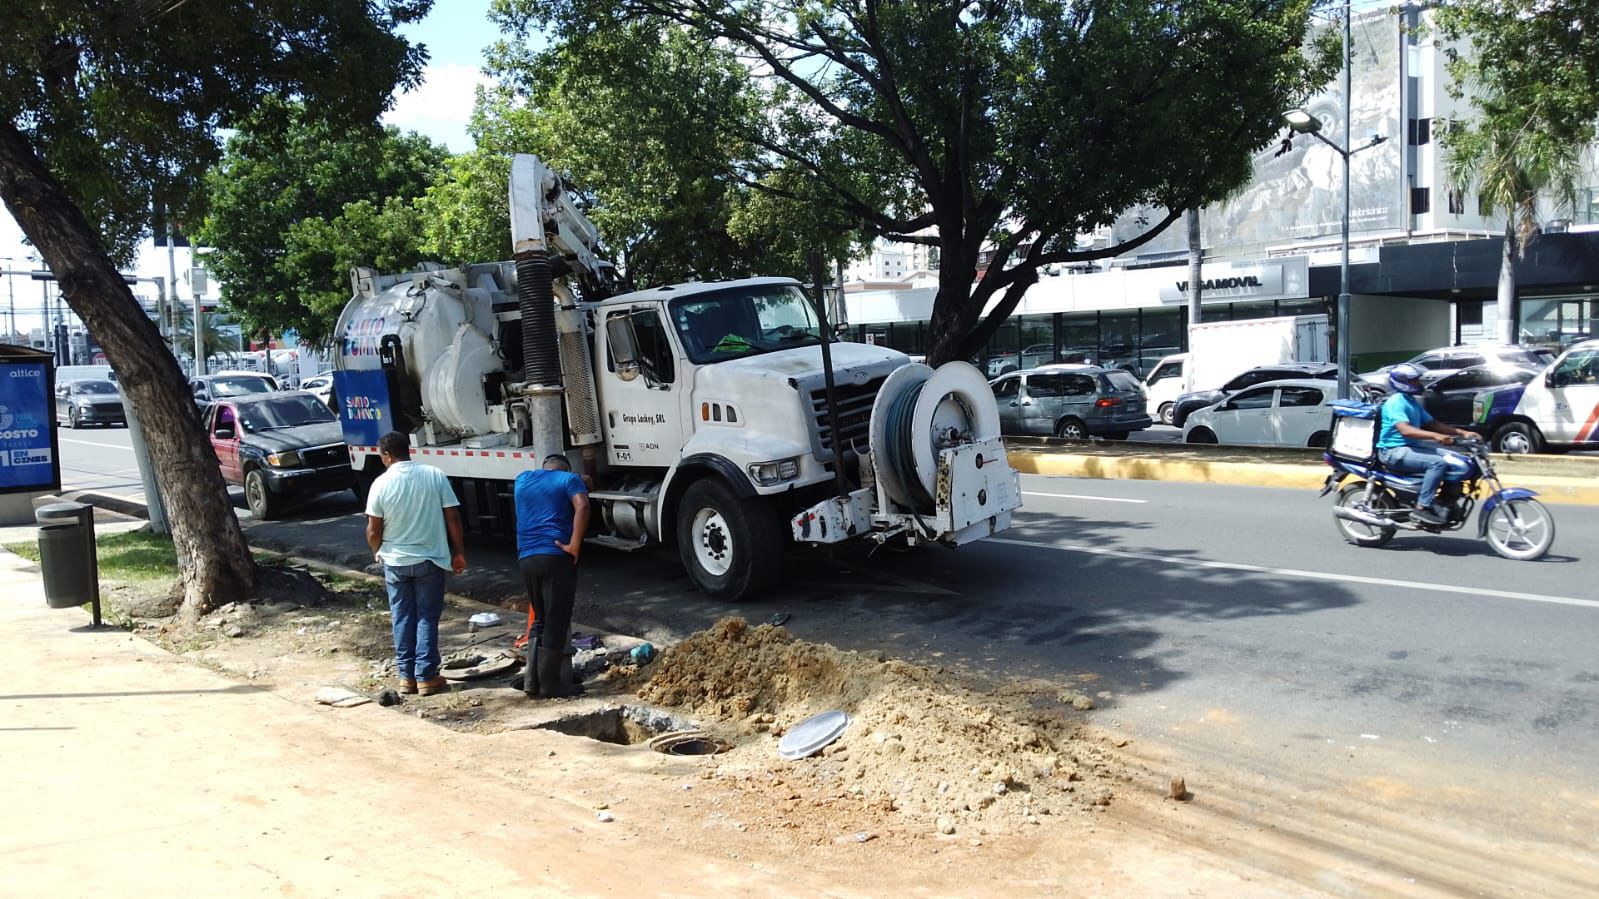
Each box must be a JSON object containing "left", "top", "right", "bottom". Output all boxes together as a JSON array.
[
  {"left": 748, "top": 457, "right": 801, "bottom": 486},
  {"left": 267, "top": 450, "right": 302, "bottom": 468}
]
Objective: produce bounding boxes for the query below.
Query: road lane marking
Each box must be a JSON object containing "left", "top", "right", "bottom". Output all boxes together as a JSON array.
[
  {"left": 60, "top": 438, "right": 134, "bottom": 451},
  {"left": 988, "top": 538, "right": 1599, "bottom": 611},
  {"left": 1022, "top": 492, "right": 1148, "bottom": 504}
]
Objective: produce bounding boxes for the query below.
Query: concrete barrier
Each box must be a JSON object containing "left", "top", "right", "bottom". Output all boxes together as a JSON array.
[{"left": 1004, "top": 437, "right": 1599, "bottom": 506}]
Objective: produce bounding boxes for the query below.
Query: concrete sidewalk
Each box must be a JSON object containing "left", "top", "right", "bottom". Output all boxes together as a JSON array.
[{"left": 0, "top": 552, "right": 840, "bottom": 896}]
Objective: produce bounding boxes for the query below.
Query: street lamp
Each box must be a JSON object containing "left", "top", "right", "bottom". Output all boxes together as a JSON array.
[{"left": 1283, "top": 1, "right": 1387, "bottom": 400}]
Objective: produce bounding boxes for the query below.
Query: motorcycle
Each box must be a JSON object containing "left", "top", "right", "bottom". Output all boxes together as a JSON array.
[{"left": 1320, "top": 414, "right": 1555, "bottom": 560}]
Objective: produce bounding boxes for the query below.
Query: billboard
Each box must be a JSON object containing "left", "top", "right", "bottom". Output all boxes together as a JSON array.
[
  {"left": 1112, "top": 8, "right": 1404, "bottom": 256},
  {"left": 0, "top": 358, "right": 60, "bottom": 494}
]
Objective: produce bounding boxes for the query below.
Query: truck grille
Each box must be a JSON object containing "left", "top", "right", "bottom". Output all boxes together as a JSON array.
[
  {"left": 805, "top": 377, "right": 884, "bottom": 464},
  {"left": 302, "top": 444, "right": 350, "bottom": 468}
]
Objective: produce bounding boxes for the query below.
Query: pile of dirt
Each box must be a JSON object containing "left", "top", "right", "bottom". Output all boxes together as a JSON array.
[{"left": 631, "top": 617, "right": 1127, "bottom": 836}]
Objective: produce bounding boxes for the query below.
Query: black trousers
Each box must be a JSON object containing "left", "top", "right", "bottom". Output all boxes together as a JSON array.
[{"left": 518, "top": 553, "right": 576, "bottom": 651}]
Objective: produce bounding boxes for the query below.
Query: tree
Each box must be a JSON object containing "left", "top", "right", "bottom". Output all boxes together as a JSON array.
[
  {"left": 0, "top": 1, "right": 431, "bottom": 620},
  {"left": 514, "top": 0, "right": 1337, "bottom": 363},
  {"left": 198, "top": 101, "right": 449, "bottom": 346},
  {"left": 1436, "top": 0, "right": 1599, "bottom": 344},
  {"left": 421, "top": 21, "right": 853, "bottom": 286}
]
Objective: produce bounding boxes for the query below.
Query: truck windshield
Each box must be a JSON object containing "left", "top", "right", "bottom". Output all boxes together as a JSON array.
[
  {"left": 669, "top": 284, "right": 824, "bottom": 364},
  {"left": 237, "top": 395, "right": 337, "bottom": 432}
]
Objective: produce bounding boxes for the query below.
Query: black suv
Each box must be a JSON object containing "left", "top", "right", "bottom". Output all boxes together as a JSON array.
[{"left": 1170, "top": 363, "right": 1336, "bottom": 429}]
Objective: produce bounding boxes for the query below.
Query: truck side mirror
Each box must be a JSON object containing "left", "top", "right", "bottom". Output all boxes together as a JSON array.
[
  {"left": 1545, "top": 371, "right": 1557, "bottom": 388},
  {"left": 605, "top": 314, "right": 642, "bottom": 381},
  {"left": 214, "top": 425, "right": 235, "bottom": 439}
]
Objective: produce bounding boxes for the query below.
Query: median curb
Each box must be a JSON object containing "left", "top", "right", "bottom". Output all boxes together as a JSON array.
[{"left": 1004, "top": 439, "right": 1599, "bottom": 507}]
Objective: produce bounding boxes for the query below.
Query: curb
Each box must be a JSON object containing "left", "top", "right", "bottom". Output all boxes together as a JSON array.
[
  {"left": 63, "top": 491, "right": 150, "bottom": 520},
  {"left": 1005, "top": 441, "right": 1599, "bottom": 506}
]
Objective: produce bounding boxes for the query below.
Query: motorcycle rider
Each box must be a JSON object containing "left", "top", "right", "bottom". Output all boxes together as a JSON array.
[{"left": 1376, "top": 363, "right": 1481, "bottom": 525}]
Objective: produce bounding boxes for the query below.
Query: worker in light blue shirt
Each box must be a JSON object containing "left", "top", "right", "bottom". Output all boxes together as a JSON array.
[
  {"left": 365, "top": 431, "right": 466, "bottom": 696},
  {"left": 1375, "top": 363, "right": 1480, "bottom": 525}
]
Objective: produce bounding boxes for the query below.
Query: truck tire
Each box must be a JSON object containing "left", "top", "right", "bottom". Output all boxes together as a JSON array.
[
  {"left": 244, "top": 468, "right": 281, "bottom": 520},
  {"left": 1157, "top": 402, "right": 1175, "bottom": 426},
  {"left": 676, "top": 478, "right": 783, "bottom": 602}
]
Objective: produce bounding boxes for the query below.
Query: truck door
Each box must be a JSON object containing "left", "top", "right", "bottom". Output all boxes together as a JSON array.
[
  {"left": 598, "top": 306, "right": 687, "bottom": 468},
  {"left": 210, "top": 403, "right": 243, "bottom": 485},
  {"left": 1532, "top": 346, "right": 1599, "bottom": 444}
]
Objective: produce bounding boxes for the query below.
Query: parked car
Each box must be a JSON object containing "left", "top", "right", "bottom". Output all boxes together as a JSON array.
[
  {"left": 201, "top": 391, "right": 354, "bottom": 519},
  {"left": 54, "top": 379, "right": 125, "bottom": 429},
  {"left": 299, "top": 371, "right": 335, "bottom": 410},
  {"left": 991, "top": 364, "right": 1152, "bottom": 439},
  {"left": 190, "top": 372, "right": 279, "bottom": 410},
  {"left": 1184, "top": 378, "right": 1375, "bottom": 447},
  {"left": 1470, "top": 338, "right": 1599, "bottom": 453},
  {"left": 1357, "top": 344, "right": 1551, "bottom": 390},
  {"left": 1170, "top": 362, "right": 1337, "bottom": 429},
  {"left": 1418, "top": 364, "right": 1537, "bottom": 428}
]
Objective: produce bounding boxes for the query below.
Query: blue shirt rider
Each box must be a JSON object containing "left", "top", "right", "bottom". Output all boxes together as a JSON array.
[{"left": 1375, "top": 363, "right": 1481, "bottom": 525}]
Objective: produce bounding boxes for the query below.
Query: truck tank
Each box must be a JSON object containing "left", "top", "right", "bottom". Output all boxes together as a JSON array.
[{"left": 334, "top": 263, "right": 512, "bottom": 439}]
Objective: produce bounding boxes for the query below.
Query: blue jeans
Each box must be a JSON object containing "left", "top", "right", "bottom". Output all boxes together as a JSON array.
[
  {"left": 1379, "top": 445, "right": 1471, "bottom": 507},
  {"left": 384, "top": 562, "right": 446, "bottom": 681}
]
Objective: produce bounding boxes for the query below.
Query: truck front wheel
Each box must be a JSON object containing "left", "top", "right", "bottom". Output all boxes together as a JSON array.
[{"left": 676, "top": 478, "right": 784, "bottom": 602}]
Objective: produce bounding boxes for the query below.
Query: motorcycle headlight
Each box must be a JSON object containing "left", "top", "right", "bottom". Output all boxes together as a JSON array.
[
  {"left": 267, "top": 450, "right": 302, "bottom": 468},
  {"left": 748, "top": 457, "right": 801, "bottom": 486}
]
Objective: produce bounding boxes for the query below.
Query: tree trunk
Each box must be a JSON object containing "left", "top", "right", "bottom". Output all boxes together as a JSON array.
[
  {"left": 925, "top": 239, "right": 983, "bottom": 366},
  {"left": 1186, "top": 208, "right": 1203, "bottom": 327},
  {"left": 1497, "top": 221, "right": 1518, "bottom": 345},
  {"left": 0, "top": 123, "right": 256, "bottom": 621}
]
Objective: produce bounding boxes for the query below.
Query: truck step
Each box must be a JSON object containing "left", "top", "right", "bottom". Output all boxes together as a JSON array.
[
  {"left": 585, "top": 533, "right": 649, "bottom": 552},
  {"left": 588, "top": 490, "right": 655, "bottom": 504}
]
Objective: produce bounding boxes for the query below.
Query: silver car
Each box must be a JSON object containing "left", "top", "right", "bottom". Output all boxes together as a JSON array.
[{"left": 991, "top": 364, "right": 1153, "bottom": 439}]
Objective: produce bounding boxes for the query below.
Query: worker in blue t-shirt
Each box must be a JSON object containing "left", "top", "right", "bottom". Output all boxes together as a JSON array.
[
  {"left": 1375, "top": 363, "right": 1480, "bottom": 525},
  {"left": 513, "top": 454, "right": 590, "bottom": 698}
]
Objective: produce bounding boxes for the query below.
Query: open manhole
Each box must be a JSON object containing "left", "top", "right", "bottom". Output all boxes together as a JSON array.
[{"left": 535, "top": 705, "right": 728, "bottom": 755}]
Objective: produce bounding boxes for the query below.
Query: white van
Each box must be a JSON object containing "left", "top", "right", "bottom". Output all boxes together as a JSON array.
[
  {"left": 1474, "top": 338, "right": 1599, "bottom": 453},
  {"left": 1142, "top": 353, "right": 1187, "bottom": 425}
]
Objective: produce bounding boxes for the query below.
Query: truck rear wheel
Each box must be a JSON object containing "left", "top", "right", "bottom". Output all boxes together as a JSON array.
[{"left": 676, "top": 478, "right": 783, "bottom": 602}]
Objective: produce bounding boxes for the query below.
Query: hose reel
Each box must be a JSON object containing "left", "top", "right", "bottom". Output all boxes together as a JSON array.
[{"left": 868, "top": 361, "right": 1002, "bottom": 513}]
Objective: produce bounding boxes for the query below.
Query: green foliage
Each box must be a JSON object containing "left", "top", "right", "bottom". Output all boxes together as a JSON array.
[
  {"left": 506, "top": 0, "right": 1336, "bottom": 359},
  {"left": 423, "top": 17, "right": 855, "bottom": 287},
  {"left": 0, "top": 0, "right": 433, "bottom": 266},
  {"left": 197, "top": 101, "right": 449, "bottom": 344},
  {"left": 1437, "top": 1, "right": 1597, "bottom": 252},
  {"left": 1435, "top": 0, "right": 1599, "bottom": 149}
]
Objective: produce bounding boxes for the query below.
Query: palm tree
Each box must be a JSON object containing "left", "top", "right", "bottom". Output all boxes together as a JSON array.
[
  {"left": 1445, "top": 101, "right": 1585, "bottom": 345},
  {"left": 172, "top": 311, "right": 244, "bottom": 368}
]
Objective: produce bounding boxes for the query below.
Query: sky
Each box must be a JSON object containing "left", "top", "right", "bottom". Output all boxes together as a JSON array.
[{"left": 1, "top": 0, "right": 506, "bottom": 341}]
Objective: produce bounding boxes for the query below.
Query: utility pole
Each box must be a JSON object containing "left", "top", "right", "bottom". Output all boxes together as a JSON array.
[{"left": 192, "top": 269, "right": 206, "bottom": 378}]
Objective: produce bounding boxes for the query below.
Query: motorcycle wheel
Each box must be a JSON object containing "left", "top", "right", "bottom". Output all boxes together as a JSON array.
[
  {"left": 1484, "top": 498, "right": 1555, "bottom": 561},
  {"left": 1334, "top": 484, "right": 1397, "bottom": 548}
]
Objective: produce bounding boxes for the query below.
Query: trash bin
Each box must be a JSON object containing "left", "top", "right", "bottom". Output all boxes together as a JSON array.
[{"left": 36, "top": 501, "right": 99, "bottom": 611}]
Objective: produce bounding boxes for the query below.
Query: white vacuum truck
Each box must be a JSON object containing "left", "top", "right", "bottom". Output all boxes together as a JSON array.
[{"left": 332, "top": 155, "right": 1020, "bottom": 601}]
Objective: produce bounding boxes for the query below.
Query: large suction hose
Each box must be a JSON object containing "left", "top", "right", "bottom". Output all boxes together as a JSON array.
[
  {"left": 517, "top": 252, "right": 561, "bottom": 386},
  {"left": 881, "top": 381, "right": 934, "bottom": 511}
]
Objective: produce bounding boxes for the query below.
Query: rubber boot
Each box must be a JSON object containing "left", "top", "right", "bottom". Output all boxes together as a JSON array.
[
  {"left": 538, "top": 641, "right": 583, "bottom": 698},
  {"left": 521, "top": 626, "right": 543, "bottom": 697}
]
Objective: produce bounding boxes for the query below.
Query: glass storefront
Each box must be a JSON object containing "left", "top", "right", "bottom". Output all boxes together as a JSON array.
[
  {"left": 1520, "top": 296, "right": 1597, "bottom": 351},
  {"left": 852, "top": 297, "right": 1330, "bottom": 378}
]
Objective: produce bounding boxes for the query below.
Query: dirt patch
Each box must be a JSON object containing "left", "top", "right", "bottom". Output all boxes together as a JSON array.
[{"left": 621, "top": 617, "right": 1127, "bottom": 837}]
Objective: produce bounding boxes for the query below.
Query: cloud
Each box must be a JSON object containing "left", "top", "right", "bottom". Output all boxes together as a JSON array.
[{"left": 384, "top": 62, "right": 494, "bottom": 152}]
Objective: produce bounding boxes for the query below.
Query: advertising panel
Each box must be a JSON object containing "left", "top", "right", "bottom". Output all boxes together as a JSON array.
[
  {"left": 332, "top": 369, "right": 394, "bottom": 447},
  {"left": 0, "top": 358, "right": 60, "bottom": 494},
  {"left": 1112, "top": 8, "right": 1404, "bottom": 256}
]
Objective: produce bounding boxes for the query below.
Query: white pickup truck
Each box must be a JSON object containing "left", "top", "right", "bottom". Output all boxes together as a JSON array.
[{"left": 1472, "top": 338, "right": 1599, "bottom": 453}]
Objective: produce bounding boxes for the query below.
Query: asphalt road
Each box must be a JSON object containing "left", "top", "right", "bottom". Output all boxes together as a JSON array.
[{"left": 56, "top": 429, "right": 1599, "bottom": 858}]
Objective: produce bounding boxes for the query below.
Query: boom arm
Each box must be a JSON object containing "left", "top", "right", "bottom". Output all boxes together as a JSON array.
[{"left": 508, "top": 154, "right": 614, "bottom": 296}]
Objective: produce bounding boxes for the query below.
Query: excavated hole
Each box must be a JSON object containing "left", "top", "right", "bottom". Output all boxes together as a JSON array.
[{"left": 536, "top": 705, "right": 725, "bottom": 754}]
